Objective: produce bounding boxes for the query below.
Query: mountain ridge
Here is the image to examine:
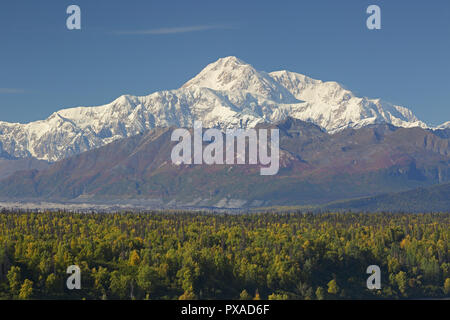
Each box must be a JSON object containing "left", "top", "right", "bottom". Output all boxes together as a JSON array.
[
  {"left": 322, "top": 182, "right": 450, "bottom": 213},
  {"left": 1, "top": 118, "right": 448, "bottom": 209},
  {"left": 0, "top": 56, "right": 440, "bottom": 162}
]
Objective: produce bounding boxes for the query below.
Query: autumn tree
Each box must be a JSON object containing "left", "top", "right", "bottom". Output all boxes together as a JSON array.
[
  {"left": 7, "top": 266, "right": 21, "bottom": 297},
  {"left": 18, "top": 279, "right": 33, "bottom": 300},
  {"left": 327, "top": 279, "right": 339, "bottom": 296}
]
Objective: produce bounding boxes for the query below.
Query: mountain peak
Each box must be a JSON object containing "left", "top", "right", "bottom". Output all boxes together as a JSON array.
[
  {"left": 182, "top": 56, "right": 296, "bottom": 104},
  {"left": 182, "top": 56, "right": 255, "bottom": 90},
  {"left": 214, "top": 56, "right": 247, "bottom": 66}
]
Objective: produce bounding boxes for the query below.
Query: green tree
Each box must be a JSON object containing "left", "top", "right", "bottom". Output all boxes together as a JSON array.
[
  {"left": 93, "top": 267, "right": 110, "bottom": 295},
  {"left": 137, "top": 265, "right": 157, "bottom": 295},
  {"left": 45, "top": 273, "right": 60, "bottom": 294},
  {"left": 110, "top": 271, "right": 131, "bottom": 299},
  {"left": 315, "top": 286, "right": 325, "bottom": 300},
  {"left": 0, "top": 211, "right": 448, "bottom": 300},
  {"left": 395, "top": 271, "right": 408, "bottom": 296},
  {"left": 7, "top": 266, "right": 21, "bottom": 296},
  {"left": 239, "top": 289, "right": 252, "bottom": 300}
]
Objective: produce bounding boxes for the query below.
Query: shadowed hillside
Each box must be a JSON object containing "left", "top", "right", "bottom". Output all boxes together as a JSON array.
[{"left": 0, "top": 118, "right": 449, "bottom": 210}]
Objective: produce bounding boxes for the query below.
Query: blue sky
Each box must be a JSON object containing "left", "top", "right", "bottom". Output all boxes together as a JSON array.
[{"left": 0, "top": 0, "right": 449, "bottom": 125}]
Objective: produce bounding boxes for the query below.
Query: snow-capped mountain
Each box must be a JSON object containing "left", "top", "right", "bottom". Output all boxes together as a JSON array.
[
  {"left": 437, "top": 121, "right": 450, "bottom": 130},
  {"left": 269, "top": 70, "right": 427, "bottom": 132},
  {"left": 0, "top": 56, "right": 435, "bottom": 162}
]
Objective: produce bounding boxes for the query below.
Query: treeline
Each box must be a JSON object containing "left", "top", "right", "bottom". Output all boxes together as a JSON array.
[{"left": 0, "top": 211, "right": 449, "bottom": 300}]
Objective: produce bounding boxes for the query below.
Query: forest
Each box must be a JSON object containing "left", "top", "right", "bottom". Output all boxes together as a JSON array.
[{"left": 0, "top": 210, "right": 449, "bottom": 300}]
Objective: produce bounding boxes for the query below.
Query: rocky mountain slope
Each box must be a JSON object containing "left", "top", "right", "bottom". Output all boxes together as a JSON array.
[
  {"left": 1, "top": 118, "right": 448, "bottom": 209},
  {"left": 0, "top": 159, "right": 49, "bottom": 180}
]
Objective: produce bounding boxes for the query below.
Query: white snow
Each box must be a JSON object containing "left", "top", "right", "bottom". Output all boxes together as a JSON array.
[
  {"left": 0, "top": 56, "right": 441, "bottom": 161},
  {"left": 436, "top": 121, "right": 450, "bottom": 129}
]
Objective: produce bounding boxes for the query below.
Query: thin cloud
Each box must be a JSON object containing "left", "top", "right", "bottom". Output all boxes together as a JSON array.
[
  {"left": 115, "top": 24, "right": 235, "bottom": 35},
  {"left": 0, "top": 88, "right": 25, "bottom": 94}
]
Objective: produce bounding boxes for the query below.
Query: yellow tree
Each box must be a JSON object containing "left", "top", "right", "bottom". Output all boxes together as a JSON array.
[
  {"left": 18, "top": 279, "right": 33, "bottom": 300},
  {"left": 179, "top": 288, "right": 196, "bottom": 300},
  {"left": 129, "top": 250, "right": 141, "bottom": 266},
  {"left": 444, "top": 278, "right": 450, "bottom": 295},
  {"left": 327, "top": 279, "right": 339, "bottom": 295},
  {"left": 239, "top": 289, "right": 252, "bottom": 300}
]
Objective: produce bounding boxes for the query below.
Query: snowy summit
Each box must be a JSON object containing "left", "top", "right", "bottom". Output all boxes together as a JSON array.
[{"left": 0, "top": 56, "right": 444, "bottom": 162}]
